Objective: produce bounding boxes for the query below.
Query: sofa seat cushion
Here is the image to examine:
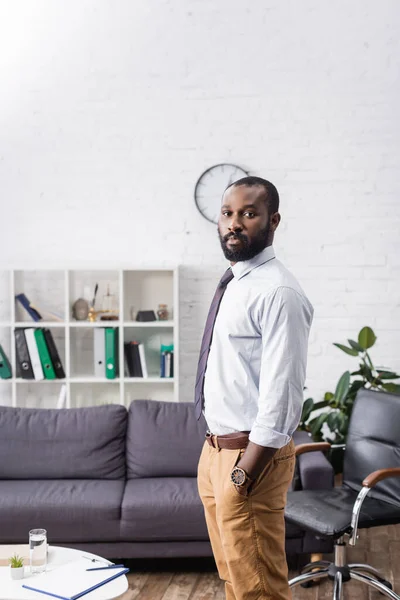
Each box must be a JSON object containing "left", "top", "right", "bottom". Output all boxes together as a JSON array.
[
  {"left": 0, "top": 480, "right": 125, "bottom": 543},
  {"left": 120, "top": 478, "right": 209, "bottom": 541}
]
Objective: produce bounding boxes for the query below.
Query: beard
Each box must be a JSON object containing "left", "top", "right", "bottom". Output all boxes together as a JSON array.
[{"left": 218, "top": 222, "right": 270, "bottom": 262}]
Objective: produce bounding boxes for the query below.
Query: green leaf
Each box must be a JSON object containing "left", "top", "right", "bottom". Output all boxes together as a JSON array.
[
  {"left": 348, "top": 339, "right": 364, "bottom": 352},
  {"left": 359, "top": 364, "right": 373, "bottom": 381},
  {"left": 381, "top": 383, "right": 400, "bottom": 395},
  {"left": 358, "top": 327, "right": 377, "bottom": 350},
  {"left": 309, "top": 413, "right": 329, "bottom": 437},
  {"left": 324, "top": 392, "right": 334, "bottom": 402},
  {"left": 326, "top": 412, "right": 338, "bottom": 432},
  {"left": 334, "top": 371, "right": 351, "bottom": 406},
  {"left": 301, "top": 398, "right": 314, "bottom": 423},
  {"left": 313, "top": 400, "right": 330, "bottom": 410},
  {"left": 347, "top": 380, "right": 365, "bottom": 399},
  {"left": 377, "top": 370, "right": 400, "bottom": 380},
  {"left": 333, "top": 343, "right": 359, "bottom": 357}
]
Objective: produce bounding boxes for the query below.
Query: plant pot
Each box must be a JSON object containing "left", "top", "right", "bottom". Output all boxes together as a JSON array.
[
  {"left": 329, "top": 446, "right": 346, "bottom": 475},
  {"left": 10, "top": 566, "right": 24, "bottom": 580}
]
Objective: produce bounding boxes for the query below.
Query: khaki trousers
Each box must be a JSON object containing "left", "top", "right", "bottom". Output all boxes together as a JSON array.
[{"left": 198, "top": 438, "right": 296, "bottom": 600}]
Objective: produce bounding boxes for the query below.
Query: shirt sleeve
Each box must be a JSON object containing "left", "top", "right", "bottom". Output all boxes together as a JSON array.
[{"left": 249, "top": 286, "right": 313, "bottom": 448}]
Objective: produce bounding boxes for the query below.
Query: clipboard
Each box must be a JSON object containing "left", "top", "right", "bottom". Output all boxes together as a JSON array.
[{"left": 22, "top": 559, "right": 129, "bottom": 600}]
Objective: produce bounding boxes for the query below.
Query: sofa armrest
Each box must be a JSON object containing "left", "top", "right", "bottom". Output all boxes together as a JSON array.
[{"left": 292, "top": 431, "right": 334, "bottom": 491}]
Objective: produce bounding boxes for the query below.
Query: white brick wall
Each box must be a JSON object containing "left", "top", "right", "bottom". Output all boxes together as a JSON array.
[{"left": 0, "top": 0, "right": 399, "bottom": 406}]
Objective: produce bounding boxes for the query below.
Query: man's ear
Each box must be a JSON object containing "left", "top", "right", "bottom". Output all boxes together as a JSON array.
[{"left": 271, "top": 212, "right": 281, "bottom": 232}]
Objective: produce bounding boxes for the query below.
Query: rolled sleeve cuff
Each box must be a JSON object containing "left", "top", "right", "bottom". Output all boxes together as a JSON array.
[{"left": 249, "top": 425, "right": 291, "bottom": 449}]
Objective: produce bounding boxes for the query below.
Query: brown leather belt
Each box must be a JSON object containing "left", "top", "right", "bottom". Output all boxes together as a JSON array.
[{"left": 206, "top": 431, "right": 250, "bottom": 450}]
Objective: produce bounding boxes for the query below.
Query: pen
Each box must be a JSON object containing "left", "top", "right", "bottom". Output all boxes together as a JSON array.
[{"left": 86, "top": 564, "right": 125, "bottom": 571}]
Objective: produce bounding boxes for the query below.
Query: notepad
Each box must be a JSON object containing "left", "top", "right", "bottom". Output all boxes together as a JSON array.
[{"left": 22, "top": 559, "right": 129, "bottom": 600}]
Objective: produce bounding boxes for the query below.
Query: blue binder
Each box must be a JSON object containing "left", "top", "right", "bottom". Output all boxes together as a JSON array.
[{"left": 22, "top": 565, "right": 129, "bottom": 600}]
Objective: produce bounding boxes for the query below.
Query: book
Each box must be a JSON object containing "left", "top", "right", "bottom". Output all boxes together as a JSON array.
[
  {"left": 22, "top": 558, "right": 129, "bottom": 600},
  {"left": 57, "top": 383, "right": 67, "bottom": 409},
  {"left": 34, "top": 329, "right": 56, "bottom": 380},
  {"left": 24, "top": 328, "right": 45, "bottom": 381},
  {"left": 15, "top": 293, "right": 42, "bottom": 322},
  {"left": 14, "top": 328, "right": 34, "bottom": 379},
  {"left": 0, "top": 344, "right": 12, "bottom": 379}
]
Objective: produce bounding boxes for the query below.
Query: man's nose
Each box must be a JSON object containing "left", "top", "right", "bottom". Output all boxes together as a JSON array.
[{"left": 228, "top": 215, "right": 243, "bottom": 231}]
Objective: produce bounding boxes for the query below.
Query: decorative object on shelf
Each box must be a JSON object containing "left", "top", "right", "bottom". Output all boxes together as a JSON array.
[
  {"left": 298, "top": 326, "right": 400, "bottom": 473},
  {"left": 102, "top": 284, "right": 116, "bottom": 312},
  {"left": 157, "top": 304, "right": 169, "bottom": 321},
  {"left": 129, "top": 306, "right": 137, "bottom": 321},
  {"left": 100, "top": 315, "right": 119, "bottom": 321},
  {"left": 72, "top": 298, "right": 89, "bottom": 321},
  {"left": 9, "top": 553, "right": 24, "bottom": 580},
  {"left": 194, "top": 163, "right": 249, "bottom": 224},
  {"left": 136, "top": 310, "right": 156, "bottom": 322}
]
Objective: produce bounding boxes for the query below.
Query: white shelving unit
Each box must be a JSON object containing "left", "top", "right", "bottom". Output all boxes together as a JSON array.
[{"left": 0, "top": 268, "right": 179, "bottom": 408}]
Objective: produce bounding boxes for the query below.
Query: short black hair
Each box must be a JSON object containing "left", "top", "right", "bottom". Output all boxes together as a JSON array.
[{"left": 225, "top": 176, "right": 280, "bottom": 213}]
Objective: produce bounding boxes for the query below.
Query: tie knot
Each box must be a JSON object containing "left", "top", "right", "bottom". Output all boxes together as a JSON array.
[{"left": 219, "top": 268, "right": 234, "bottom": 288}]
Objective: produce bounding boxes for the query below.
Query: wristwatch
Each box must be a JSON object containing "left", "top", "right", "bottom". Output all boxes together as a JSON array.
[{"left": 230, "top": 466, "right": 252, "bottom": 487}]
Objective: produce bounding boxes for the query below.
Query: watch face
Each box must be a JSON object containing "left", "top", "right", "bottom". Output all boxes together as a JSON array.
[
  {"left": 231, "top": 467, "right": 246, "bottom": 486},
  {"left": 194, "top": 163, "right": 248, "bottom": 224}
]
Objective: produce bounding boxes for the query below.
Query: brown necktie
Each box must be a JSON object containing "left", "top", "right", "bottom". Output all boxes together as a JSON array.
[{"left": 194, "top": 268, "right": 234, "bottom": 420}]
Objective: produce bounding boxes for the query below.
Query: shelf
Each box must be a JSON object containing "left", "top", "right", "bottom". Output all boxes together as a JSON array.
[
  {"left": 123, "top": 321, "right": 175, "bottom": 327},
  {"left": 14, "top": 378, "right": 65, "bottom": 384},
  {"left": 125, "top": 377, "right": 175, "bottom": 383},
  {"left": 69, "top": 321, "right": 121, "bottom": 327},
  {"left": 70, "top": 377, "right": 121, "bottom": 384},
  {"left": 14, "top": 322, "right": 66, "bottom": 328}
]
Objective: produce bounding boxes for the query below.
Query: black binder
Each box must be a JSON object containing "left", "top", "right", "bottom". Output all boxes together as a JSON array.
[
  {"left": 14, "top": 328, "right": 34, "bottom": 379},
  {"left": 124, "top": 342, "right": 142, "bottom": 377},
  {"left": 43, "top": 328, "right": 65, "bottom": 379}
]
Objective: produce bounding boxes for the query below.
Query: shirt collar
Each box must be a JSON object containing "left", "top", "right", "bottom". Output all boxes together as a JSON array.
[{"left": 231, "top": 246, "right": 276, "bottom": 280}]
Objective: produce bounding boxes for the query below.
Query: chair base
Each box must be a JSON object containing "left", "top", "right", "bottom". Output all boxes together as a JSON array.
[{"left": 289, "top": 536, "right": 399, "bottom": 600}]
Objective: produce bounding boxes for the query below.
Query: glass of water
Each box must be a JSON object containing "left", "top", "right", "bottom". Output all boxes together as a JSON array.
[{"left": 29, "top": 528, "right": 47, "bottom": 573}]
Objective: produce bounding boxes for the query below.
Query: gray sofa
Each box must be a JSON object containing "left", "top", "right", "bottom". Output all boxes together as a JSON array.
[{"left": 0, "top": 400, "right": 333, "bottom": 559}]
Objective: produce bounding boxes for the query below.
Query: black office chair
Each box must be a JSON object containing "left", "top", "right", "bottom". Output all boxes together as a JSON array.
[{"left": 286, "top": 388, "right": 400, "bottom": 599}]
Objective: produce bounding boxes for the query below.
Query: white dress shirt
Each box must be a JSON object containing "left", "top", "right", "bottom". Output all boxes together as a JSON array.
[{"left": 203, "top": 246, "right": 313, "bottom": 449}]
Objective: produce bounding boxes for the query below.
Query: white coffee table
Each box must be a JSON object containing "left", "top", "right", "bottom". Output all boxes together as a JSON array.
[{"left": 0, "top": 545, "right": 128, "bottom": 600}]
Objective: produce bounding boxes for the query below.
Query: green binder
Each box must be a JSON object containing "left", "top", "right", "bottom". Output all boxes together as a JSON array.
[
  {"left": 0, "top": 344, "right": 12, "bottom": 379},
  {"left": 105, "top": 328, "right": 118, "bottom": 379},
  {"left": 34, "top": 329, "right": 56, "bottom": 380}
]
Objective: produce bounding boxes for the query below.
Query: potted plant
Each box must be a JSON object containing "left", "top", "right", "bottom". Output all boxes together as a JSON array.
[
  {"left": 299, "top": 326, "right": 400, "bottom": 473},
  {"left": 9, "top": 553, "right": 24, "bottom": 580}
]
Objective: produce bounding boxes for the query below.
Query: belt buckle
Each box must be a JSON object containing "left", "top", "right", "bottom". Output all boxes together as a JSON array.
[{"left": 205, "top": 430, "right": 220, "bottom": 450}]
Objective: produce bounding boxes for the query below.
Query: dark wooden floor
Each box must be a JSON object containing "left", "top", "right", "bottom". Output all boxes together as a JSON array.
[{"left": 118, "top": 524, "right": 400, "bottom": 599}]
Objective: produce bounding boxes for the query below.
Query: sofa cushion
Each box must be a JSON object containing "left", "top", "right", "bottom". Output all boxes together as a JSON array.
[
  {"left": 126, "top": 400, "right": 207, "bottom": 478},
  {"left": 120, "top": 478, "right": 209, "bottom": 541},
  {"left": 0, "top": 480, "right": 124, "bottom": 542},
  {"left": 0, "top": 405, "right": 127, "bottom": 479}
]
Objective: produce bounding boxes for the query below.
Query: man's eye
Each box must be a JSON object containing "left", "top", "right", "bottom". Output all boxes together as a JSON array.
[
  {"left": 244, "top": 212, "right": 255, "bottom": 218},
  {"left": 222, "top": 211, "right": 231, "bottom": 217}
]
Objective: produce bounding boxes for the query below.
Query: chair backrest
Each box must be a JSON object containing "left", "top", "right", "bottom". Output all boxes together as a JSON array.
[{"left": 343, "top": 388, "right": 400, "bottom": 507}]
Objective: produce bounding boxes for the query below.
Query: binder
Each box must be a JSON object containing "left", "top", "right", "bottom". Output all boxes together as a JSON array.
[
  {"left": 0, "top": 344, "right": 12, "bottom": 379},
  {"left": 105, "top": 328, "right": 118, "bottom": 379},
  {"left": 124, "top": 342, "right": 142, "bottom": 377},
  {"left": 22, "top": 559, "right": 129, "bottom": 600},
  {"left": 94, "top": 328, "right": 106, "bottom": 377},
  {"left": 24, "top": 328, "right": 44, "bottom": 380},
  {"left": 15, "top": 293, "right": 42, "bottom": 322},
  {"left": 14, "top": 328, "right": 34, "bottom": 379},
  {"left": 43, "top": 328, "right": 65, "bottom": 378},
  {"left": 138, "top": 344, "right": 148, "bottom": 378},
  {"left": 34, "top": 329, "right": 56, "bottom": 380}
]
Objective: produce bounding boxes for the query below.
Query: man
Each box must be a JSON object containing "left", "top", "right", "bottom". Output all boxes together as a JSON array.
[{"left": 196, "top": 176, "right": 313, "bottom": 600}]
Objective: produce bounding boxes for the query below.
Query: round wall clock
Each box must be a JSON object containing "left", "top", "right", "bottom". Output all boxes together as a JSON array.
[{"left": 194, "top": 163, "right": 249, "bottom": 224}]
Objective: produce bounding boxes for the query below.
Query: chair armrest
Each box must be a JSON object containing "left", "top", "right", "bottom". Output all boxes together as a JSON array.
[
  {"left": 295, "top": 442, "right": 331, "bottom": 456},
  {"left": 362, "top": 467, "right": 400, "bottom": 487},
  {"left": 349, "top": 468, "right": 400, "bottom": 546},
  {"left": 294, "top": 442, "right": 334, "bottom": 491}
]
